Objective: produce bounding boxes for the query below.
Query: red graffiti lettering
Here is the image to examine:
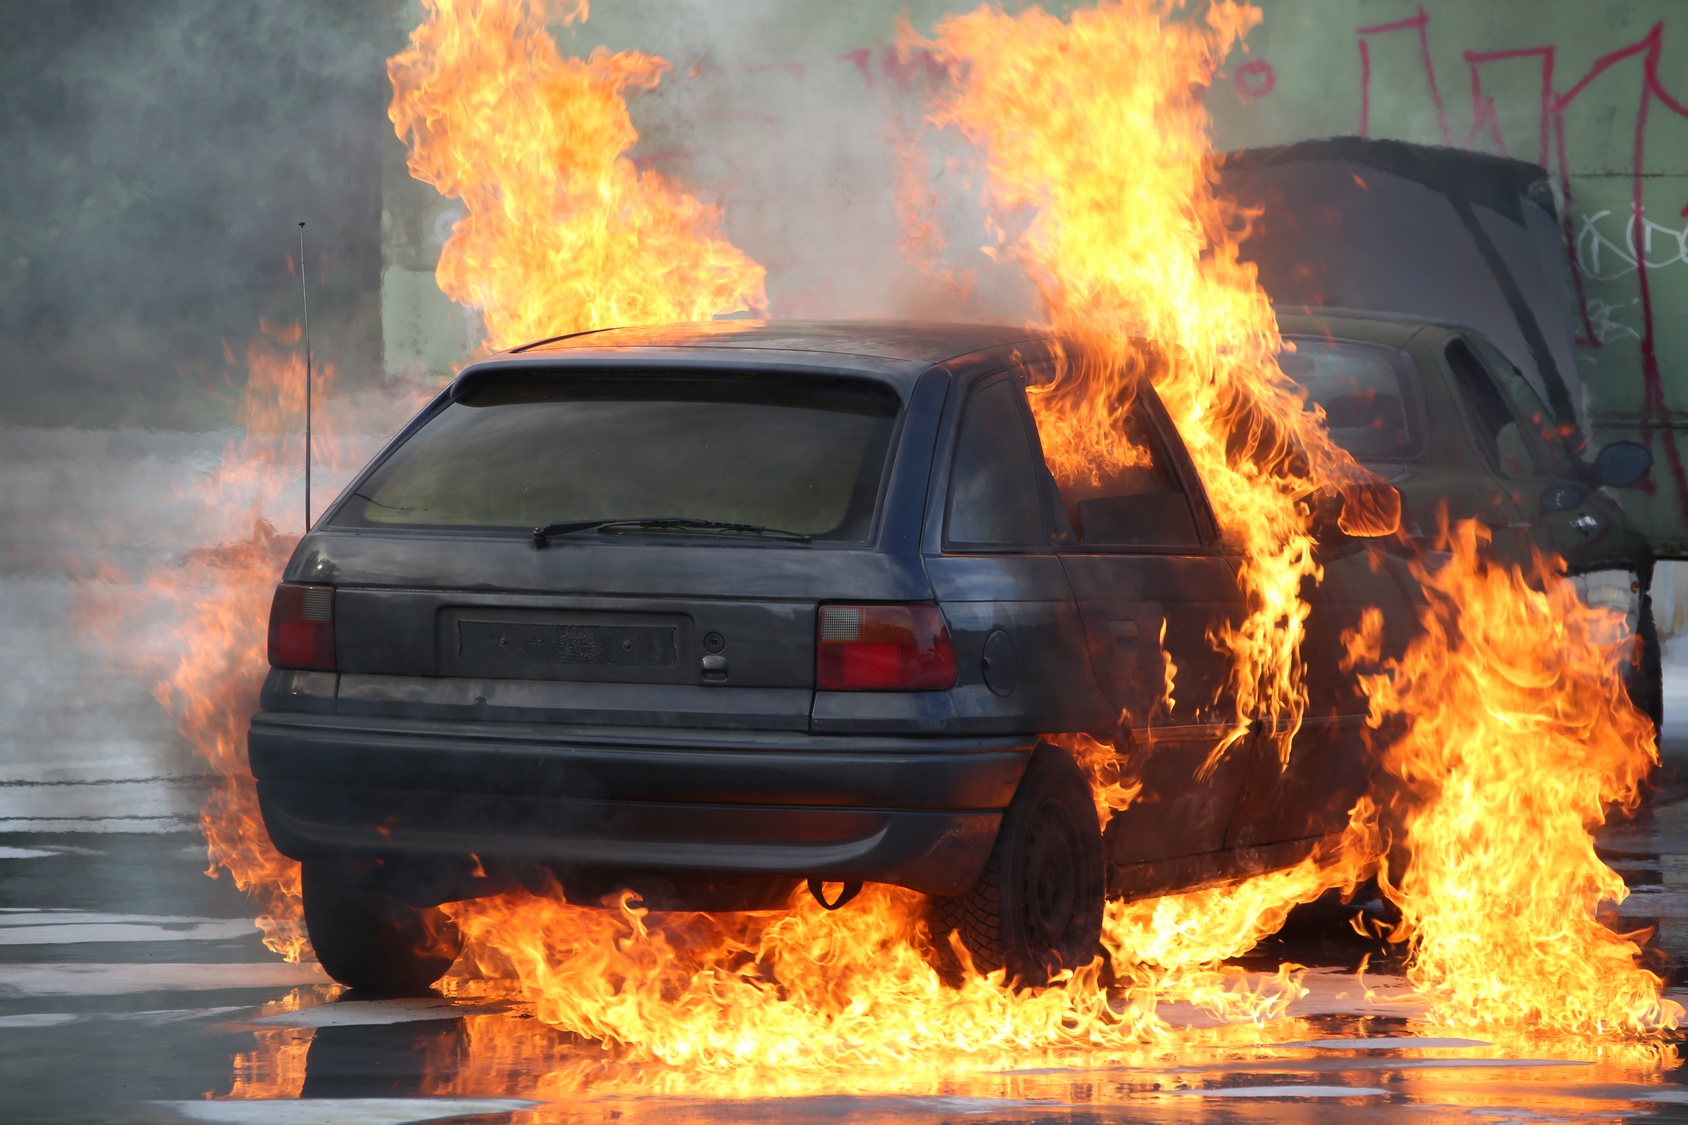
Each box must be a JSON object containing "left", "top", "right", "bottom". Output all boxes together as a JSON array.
[{"left": 1235, "top": 59, "right": 1276, "bottom": 99}]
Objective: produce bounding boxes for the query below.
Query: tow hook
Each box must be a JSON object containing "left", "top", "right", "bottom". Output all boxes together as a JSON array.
[{"left": 807, "top": 878, "right": 863, "bottom": 910}]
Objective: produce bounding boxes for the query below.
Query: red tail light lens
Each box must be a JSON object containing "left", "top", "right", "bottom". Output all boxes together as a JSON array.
[
  {"left": 816, "top": 604, "right": 957, "bottom": 691},
  {"left": 268, "top": 583, "right": 335, "bottom": 671}
]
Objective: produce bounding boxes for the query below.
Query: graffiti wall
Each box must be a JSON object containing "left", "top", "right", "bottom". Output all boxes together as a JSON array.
[{"left": 379, "top": 0, "right": 1688, "bottom": 552}]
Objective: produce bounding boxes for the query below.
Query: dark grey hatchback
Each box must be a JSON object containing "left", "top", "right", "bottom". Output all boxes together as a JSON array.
[{"left": 252, "top": 321, "right": 1408, "bottom": 992}]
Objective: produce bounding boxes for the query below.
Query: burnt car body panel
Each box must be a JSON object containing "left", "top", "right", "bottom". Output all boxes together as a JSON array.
[{"left": 251, "top": 320, "right": 1414, "bottom": 908}]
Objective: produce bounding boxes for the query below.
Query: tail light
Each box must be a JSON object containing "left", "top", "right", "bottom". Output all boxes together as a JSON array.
[
  {"left": 268, "top": 583, "right": 335, "bottom": 671},
  {"left": 817, "top": 604, "right": 957, "bottom": 691}
]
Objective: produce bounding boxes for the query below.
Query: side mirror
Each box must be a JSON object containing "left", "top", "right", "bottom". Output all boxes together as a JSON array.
[
  {"left": 1310, "top": 478, "right": 1402, "bottom": 541},
  {"left": 1596, "top": 441, "right": 1652, "bottom": 488},
  {"left": 1336, "top": 478, "right": 1401, "bottom": 538}
]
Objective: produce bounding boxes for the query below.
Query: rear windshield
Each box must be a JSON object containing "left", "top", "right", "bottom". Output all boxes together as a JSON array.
[
  {"left": 1278, "top": 338, "right": 1422, "bottom": 462},
  {"left": 335, "top": 372, "right": 902, "bottom": 540}
]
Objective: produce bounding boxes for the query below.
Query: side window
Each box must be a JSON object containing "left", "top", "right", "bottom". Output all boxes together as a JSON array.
[
  {"left": 1038, "top": 400, "right": 1201, "bottom": 548},
  {"left": 1278, "top": 337, "right": 1421, "bottom": 462},
  {"left": 1446, "top": 339, "right": 1536, "bottom": 477},
  {"left": 946, "top": 379, "right": 1048, "bottom": 548},
  {"left": 1467, "top": 336, "right": 1575, "bottom": 472}
]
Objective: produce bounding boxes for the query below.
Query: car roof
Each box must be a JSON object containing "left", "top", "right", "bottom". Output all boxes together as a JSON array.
[
  {"left": 455, "top": 320, "right": 1054, "bottom": 396},
  {"left": 501, "top": 313, "right": 1451, "bottom": 358},
  {"left": 1275, "top": 307, "right": 1454, "bottom": 348},
  {"left": 504, "top": 320, "right": 1045, "bottom": 363},
  {"left": 469, "top": 312, "right": 1468, "bottom": 382}
]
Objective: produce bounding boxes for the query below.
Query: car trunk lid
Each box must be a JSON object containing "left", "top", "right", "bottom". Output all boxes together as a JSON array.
[{"left": 314, "top": 537, "right": 932, "bottom": 731}]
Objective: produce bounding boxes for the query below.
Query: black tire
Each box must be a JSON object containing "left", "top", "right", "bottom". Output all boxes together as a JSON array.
[
  {"left": 302, "top": 856, "right": 463, "bottom": 995},
  {"left": 927, "top": 744, "right": 1104, "bottom": 986},
  {"left": 1632, "top": 592, "right": 1665, "bottom": 734}
]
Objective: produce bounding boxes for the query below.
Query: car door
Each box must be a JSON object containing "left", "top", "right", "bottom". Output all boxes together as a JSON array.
[
  {"left": 1033, "top": 379, "right": 1254, "bottom": 876},
  {"left": 1224, "top": 536, "right": 1417, "bottom": 850},
  {"left": 1227, "top": 335, "right": 1423, "bottom": 849},
  {"left": 922, "top": 373, "right": 1100, "bottom": 734}
]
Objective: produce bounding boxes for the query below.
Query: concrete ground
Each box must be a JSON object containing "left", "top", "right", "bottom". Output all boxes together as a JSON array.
[{"left": 3, "top": 431, "right": 1688, "bottom": 1124}]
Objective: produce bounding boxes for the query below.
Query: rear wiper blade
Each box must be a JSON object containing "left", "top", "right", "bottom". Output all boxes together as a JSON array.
[
  {"left": 532, "top": 517, "right": 810, "bottom": 548},
  {"left": 530, "top": 517, "right": 621, "bottom": 545}
]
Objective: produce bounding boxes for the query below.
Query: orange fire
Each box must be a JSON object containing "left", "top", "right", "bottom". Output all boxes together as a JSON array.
[
  {"left": 387, "top": 0, "right": 767, "bottom": 351},
  {"left": 83, "top": 321, "right": 372, "bottom": 960},
  {"left": 1351, "top": 519, "right": 1680, "bottom": 1035},
  {"left": 376, "top": 0, "right": 1352, "bottom": 1076},
  {"left": 920, "top": 0, "right": 1671, "bottom": 1043},
  {"left": 374, "top": 0, "right": 1672, "bottom": 1075},
  {"left": 923, "top": 3, "right": 1393, "bottom": 769}
]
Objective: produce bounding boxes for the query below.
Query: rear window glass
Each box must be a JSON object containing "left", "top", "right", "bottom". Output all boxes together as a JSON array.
[
  {"left": 335, "top": 373, "right": 901, "bottom": 540},
  {"left": 1278, "top": 338, "right": 1421, "bottom": 462}
]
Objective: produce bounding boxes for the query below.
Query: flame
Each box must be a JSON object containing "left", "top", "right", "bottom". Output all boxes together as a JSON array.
[
  {"left": 1106, "top": 798, "right": 1379, "bottom": 979},
  {"left": 369, "top": 0, "right": 1353, "bottom": 1077},
  {"left": 1353, "top": 519, "right": 1680, "bottom": 1036},
  {"left": 922, "top": 2, "right": 1392, "bottom": 768},
  {"left": 160, "top": 521, "right": 304, "bottom": 959},
  {"left": 81, "top": 321, "right": 382, "bottom": 960},
  {"left": 387, "top": 0, "right": 766, "bottom": 351},
  {"left": 366, "top": 0, "right": 1672, "bottom": 1079}
]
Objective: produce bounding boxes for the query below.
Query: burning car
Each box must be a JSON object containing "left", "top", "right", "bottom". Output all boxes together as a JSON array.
[{"left": 249, "top": 321, "right": 1410, "bottom": 993}]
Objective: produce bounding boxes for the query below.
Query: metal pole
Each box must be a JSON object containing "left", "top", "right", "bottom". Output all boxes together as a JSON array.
[{"left": 298, "top": 222, "right": 312, "bottom": 530}]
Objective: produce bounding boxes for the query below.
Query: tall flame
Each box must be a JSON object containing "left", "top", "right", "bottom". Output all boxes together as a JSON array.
[
  {"left": 922, "top": 1, "right": 1391, "bottom": 765},
  {"left": 383, "top": 0, "right": 1356, "bottom": 1077},
  {"left": 387, "top": 0, "right": 767, "bottom": 350},
  {"left": 384, "top": 0, "right": 1673, "bottom": 1074},
  {"left": 83, "top": 322, "right": 356, "bottom": 959},
  {"left": 921, "top": 0, "right": 1671, "bottom": 1041},
  {"left": 1352, "top": 520, "right": 1680, "bottom": 1035}
]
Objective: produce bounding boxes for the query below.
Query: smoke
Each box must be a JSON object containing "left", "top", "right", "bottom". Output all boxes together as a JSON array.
[
  {"left": 424, "top": 1, "right": 1039, "bottom": 329},
  {"left": 0, "top": 0, "right": 387, "bottom": 428}
]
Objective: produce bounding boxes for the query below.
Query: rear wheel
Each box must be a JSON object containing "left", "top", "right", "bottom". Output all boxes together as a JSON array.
[
  {"left": 302, "top": 856, "right": 463, "bottom": 995},
  {"left": 927, "top": 744, "right": 1104, "bottom": 986}
]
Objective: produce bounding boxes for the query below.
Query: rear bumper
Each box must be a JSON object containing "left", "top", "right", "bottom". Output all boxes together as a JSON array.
[{"left": 248, "top": 711, "right": 1033, "bottom": 896}]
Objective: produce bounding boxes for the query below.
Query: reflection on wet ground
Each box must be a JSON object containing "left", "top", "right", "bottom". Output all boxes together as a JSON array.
[{"left": 3, "top": 806, "right": 1688, "bottom": 1124}]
